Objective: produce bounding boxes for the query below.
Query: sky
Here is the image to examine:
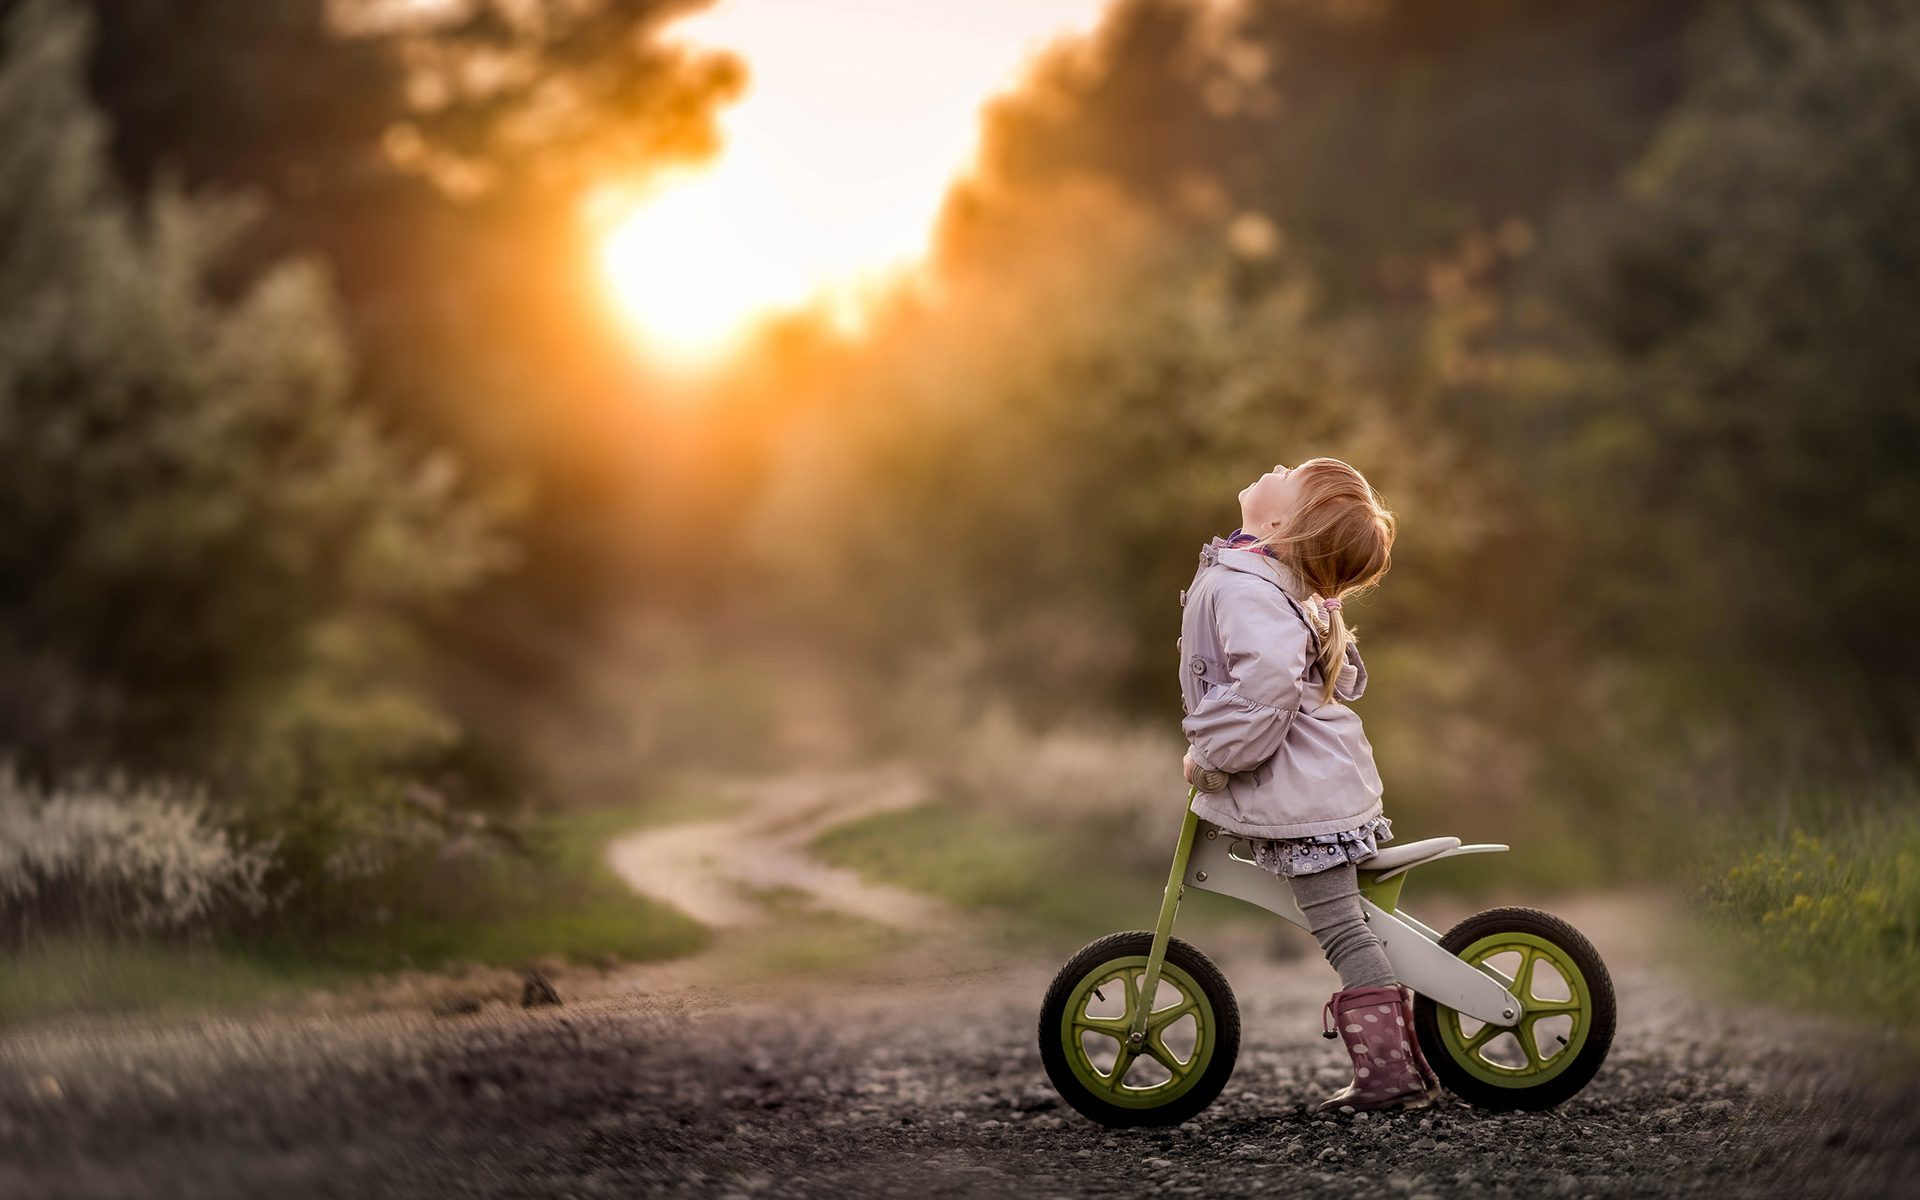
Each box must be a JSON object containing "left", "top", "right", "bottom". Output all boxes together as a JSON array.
[{"left": 595, "top": 0, "right": 1115, "bottom": 361}]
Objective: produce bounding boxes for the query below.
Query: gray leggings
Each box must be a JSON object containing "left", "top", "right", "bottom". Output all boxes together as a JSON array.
[{"left": 1287, "top": 863, "right": 1398, "bottom": 990}]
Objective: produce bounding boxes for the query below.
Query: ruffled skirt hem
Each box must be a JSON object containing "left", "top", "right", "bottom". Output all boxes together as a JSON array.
[{"left": 1247, "top": 814, "right": 1394, "bottom": 879}]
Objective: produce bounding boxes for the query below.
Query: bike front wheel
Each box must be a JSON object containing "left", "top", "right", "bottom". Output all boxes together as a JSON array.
[
  {"left": 1412, "top": 906, "right": 1616, "bottom": 1111},
  {"left": 1038, "top": 931, "right": 1239, "bottom": 1128}
]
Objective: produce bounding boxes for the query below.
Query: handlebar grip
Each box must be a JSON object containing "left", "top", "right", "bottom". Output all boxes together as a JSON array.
[{"left": 1195, "top": 768, "right": 1228, "bottom": 793}]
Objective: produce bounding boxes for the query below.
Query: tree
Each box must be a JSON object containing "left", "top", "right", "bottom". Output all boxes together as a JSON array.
[
  {"left": 64, "top": 0, "right": 755, "bottom": 812},
  {"left": 79, "top": 0, "right": 746, "bottom": 597},
  {"left": 950, "top": 0, "right": 1694, "bottom": 309},
  {"left": 0, "top": 0, "right": 501, "bottom": 887},
  {"left": 1500, "top": 0, "right": 1920, "bottom": 764}
]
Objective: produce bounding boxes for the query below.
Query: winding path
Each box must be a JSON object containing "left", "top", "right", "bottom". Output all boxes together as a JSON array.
[{"left": 604, "top": 765, "right": 950, "bottom": 931}]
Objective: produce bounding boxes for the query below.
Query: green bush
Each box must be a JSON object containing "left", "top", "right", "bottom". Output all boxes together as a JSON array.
[
  {"left": 1703, "top": 817, "right": 1920, "bottom": 1036},
  {"left": 1481, "top": 0, "right": 1920, "bottom": 765},
  {"left": 0, "top": 0, "right": 504, "bottom": 936},
  {"left": 269, "top": 799, "right": 709, "bottom": 972}
]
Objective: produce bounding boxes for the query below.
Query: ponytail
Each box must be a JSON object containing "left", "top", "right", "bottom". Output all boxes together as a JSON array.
[{"left": 1303, "top": 594, "right": 1354, "bottom": 705}]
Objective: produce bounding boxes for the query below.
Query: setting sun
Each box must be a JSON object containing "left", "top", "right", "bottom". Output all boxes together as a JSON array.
[{"left": 594, "top": 0, "right": 1112, "bottom": 362}]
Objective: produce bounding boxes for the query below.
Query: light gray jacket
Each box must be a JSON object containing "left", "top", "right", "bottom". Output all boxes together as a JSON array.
[{"left": 1179, "top": 538, "right": 1384, "bottom": 839}]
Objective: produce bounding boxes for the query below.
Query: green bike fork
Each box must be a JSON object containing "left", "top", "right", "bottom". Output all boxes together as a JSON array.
[{"left": 1131, "top": 792, "right": 1201, "bottom": 1050}]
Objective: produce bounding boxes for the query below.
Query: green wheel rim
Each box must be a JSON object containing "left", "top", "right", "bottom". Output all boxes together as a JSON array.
[
  {"left": 1436, "top": 932, "right": 1595, "bottom": 1088},
  {"left": 1057, "top": 955, "right": 1217, "bottom": 1110}
]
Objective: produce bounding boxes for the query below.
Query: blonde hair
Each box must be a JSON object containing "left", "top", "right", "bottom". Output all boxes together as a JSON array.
[{"left": 1258, "top": 458, "right": 1396, "bottom": 702}]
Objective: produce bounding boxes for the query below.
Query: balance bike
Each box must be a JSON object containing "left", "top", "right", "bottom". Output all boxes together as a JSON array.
[{"left": 1039, "top": 793, "right": 1616, "bottom": 1126}]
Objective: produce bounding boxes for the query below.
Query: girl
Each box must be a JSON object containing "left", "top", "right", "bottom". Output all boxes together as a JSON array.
[{"left": 1177, "top": 457, "right": 1439, "bottom": 1113}]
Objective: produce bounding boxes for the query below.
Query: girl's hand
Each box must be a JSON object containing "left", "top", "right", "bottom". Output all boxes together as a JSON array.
[{"left": 1184, "top": 749, "right": 1229, "bottom": 793}]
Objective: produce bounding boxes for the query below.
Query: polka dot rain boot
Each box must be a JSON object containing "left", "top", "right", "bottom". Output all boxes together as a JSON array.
[
  {"left": 1400, "top": 984, "right": 1444, "bottom": 1103},
  {"left": 1316, "top": 985, "right": 1432, "bottom": 1114}
]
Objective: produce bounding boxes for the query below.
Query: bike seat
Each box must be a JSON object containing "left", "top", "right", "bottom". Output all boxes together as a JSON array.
[{"left": 1361, "top": 836, "right": 1461, "bottom": 873}]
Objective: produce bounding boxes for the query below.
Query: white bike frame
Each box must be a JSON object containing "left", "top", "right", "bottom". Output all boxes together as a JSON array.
[{"left": 1125, "top": 798, "right": 1523, "bottom": 1050}]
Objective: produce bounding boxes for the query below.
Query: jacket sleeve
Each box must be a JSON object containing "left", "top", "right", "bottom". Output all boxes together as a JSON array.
[
  {"left": 1181, "top": 580, "right": 1311, "bottom": 775},
  {"left": 1334, "top": 640, "right": 1368, "bottom": 702}
]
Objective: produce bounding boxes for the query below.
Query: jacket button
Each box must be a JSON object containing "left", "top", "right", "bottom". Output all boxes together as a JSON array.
[{"left": 1191, "top": 659, "right": 1206, "bottom": 675}]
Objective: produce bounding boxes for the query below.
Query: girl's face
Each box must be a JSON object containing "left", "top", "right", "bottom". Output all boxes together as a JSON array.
[{"left": 1239, "top": 464, "right": 1306, "bottom": 537}]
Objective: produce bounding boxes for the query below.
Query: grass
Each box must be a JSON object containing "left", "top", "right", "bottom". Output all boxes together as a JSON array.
[
  {"left": 281, "top": 796, "right": 724, "bottom": 973},
  {"left": 0, "top": 939, "right": 309, "bottom": 1025},
  {"left": 0, "top": 793, "right": 733, "bottom": 1023},
  {"left": 731, "top": 910, "right": 913, "bottom": 978},
  {"left": 1700, "top": 808, "right": 1920, "bottom": 1040},
  {"left": 812, "top": 799, "right": 1245, "bottom": 940}
]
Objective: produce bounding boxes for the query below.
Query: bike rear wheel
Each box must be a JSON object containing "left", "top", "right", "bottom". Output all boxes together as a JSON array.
[
  {"left": 1039, "top": 931, "right": 1239, "bottom": 1128},
  {"left": 1412, "top": 906, "right": 1615, "bottom": 1111}
]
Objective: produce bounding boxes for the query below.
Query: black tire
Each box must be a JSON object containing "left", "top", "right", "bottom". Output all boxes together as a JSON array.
[
  {"left": 1038, "top": 931, "right": 1239, "bottom": 1128},
  {"left": 1412, "top": 907, "right": 1615, "bottom": 1112}
]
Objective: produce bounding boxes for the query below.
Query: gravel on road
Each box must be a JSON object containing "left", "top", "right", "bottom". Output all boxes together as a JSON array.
[{"left": 1, "top": 895, "right": 1915, "bottom": 1200}]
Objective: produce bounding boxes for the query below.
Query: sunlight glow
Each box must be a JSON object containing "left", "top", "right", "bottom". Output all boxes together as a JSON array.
[{"left": 595, "top": 0, "right": 1113, "bottom": 363}]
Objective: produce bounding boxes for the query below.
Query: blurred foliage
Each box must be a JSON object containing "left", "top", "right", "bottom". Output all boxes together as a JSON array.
[
  {"left": 1477, "top": 0, "right": 1920, "bottom": 773},
  {"left": 61, "top": 2, "right": 760, "bottom": 842},
  {"left": 270, "top": 798, "right": 708, "bottom": 971},
  {"left": 77, "top": 0, "right": 751, "bottom": 609},
  {"left": 1703, "top": 815, "right": 1920, "bottom": 1040},
  {"left": 0, "top": 795, "right": 718, "bottom": 1018},
  {"left": 952, "top": 0, "right": 1693, "bottom": 307},
  {"left": 0, "top": 0, "right": 504, "bottom": 932},
  {"left": 0, "top": 770, "right": 271, "bottom": 942},
  {"left": 339, "top": 0, "right": 743, "bottom": 202}
]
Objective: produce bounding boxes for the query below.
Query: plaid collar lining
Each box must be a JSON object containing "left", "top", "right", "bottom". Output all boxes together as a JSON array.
[{"left": 1224, "top": 529, "right": 1280, "bottom": 559}]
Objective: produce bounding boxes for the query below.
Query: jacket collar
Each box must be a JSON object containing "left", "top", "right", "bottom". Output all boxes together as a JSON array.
[{"left": 1205, "top": 536, "right": 1311, "bottom": 604}]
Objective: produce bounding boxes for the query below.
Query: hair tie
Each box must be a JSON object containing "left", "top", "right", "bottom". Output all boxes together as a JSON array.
[{"left": 1305, "top": 594, "right": 1337, "bottom": 638}]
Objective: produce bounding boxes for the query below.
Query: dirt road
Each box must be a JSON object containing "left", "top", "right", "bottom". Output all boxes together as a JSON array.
[
  {"left": 604, "top": 767, "right": 946, "bottom": 931},
  {"left": 3, "top": 886, "right": 1917, "bottom": 1199}
]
